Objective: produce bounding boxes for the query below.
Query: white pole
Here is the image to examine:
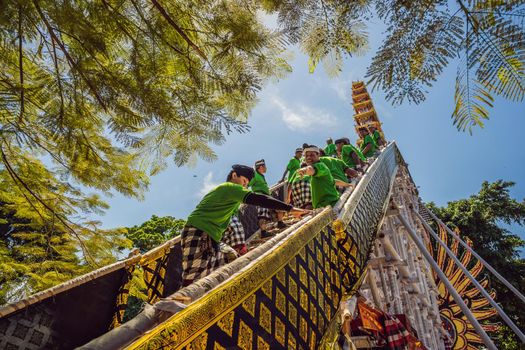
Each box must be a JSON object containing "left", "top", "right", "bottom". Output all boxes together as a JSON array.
[
  {"left": 397, "top": 212, "right": 498, "bottom": 350},
  {"left": 425, "top": 208, "right": 525, "bottom": 305},
  {"left": 414, "top": 210, "right": 525, "bottom": 344}
]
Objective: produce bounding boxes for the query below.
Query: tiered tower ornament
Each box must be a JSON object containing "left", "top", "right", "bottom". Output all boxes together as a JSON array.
[{"left": 351, "top": 81, "right": 383, "bottom": 146}]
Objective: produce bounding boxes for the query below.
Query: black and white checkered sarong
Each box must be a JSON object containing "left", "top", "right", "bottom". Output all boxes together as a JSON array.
[
  {"left": 291, "top": 179, "right": 311, "bottom": 208},
  {"left": 257, "top": 206, "right": 272, "bottom": 221},
  {"left": 181, "top": 225, "right": 225, "bottom": 287},
  {"left": 222, "top": 215, "right": 245, "bottom": 248}
]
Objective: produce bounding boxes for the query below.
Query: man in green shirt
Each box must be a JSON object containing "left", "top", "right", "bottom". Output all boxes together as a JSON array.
[
  {"left": 296, "top": 146, "right": 352, "bottom": 209},
  {"left": 320, "top": 156, "right": 358, "bottom": 186},
  {"left": 182, "top": 164, "right": 309, "bottom": 286},
  {"left": 249, "top": 159, "right": 270, "bottom": 195},
  {"left": 324, "top": 138, "right": 337, "bottom": 157},
  {"left": 335, "top": 138, "right": 366, "bottom": 171},
  {"left": 249, "top": 159, "right": 282, "bottom": 236},
  {"left": 370, "top": 126, "right": 386, "bottom": 147},
  {"left": 358, "top": 128, "right": 378, "bottom": 158},
  {"left": 286, "top": 164, "right": 312, "bottom": 209},
  {"left": 280, "top": 148, "right": 303, "bottom": 182}
]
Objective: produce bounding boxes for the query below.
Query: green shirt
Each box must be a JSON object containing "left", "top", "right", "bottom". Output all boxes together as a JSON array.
[
  {"left": 361, "top": 135, "right": 377, "bottom": 158},
  {"left": 310, "top": 162, "right": 340, "bottom": 209},
  {"left": 324, "top": 143, "right": 337, "bottom": 157},
  {"left": 186, "top": 182, "right": 251, "bottom": 242},
  {"left": 320, "top": 157, "right": 348, "bottom": 183},
  {"left": 286, "top": 157, "right": 301, "bottom": 182},
  {"left": 289, "top": 171, "right": 310, "bottom": 183},
  {"left": 249, "top": 171, "right": 270, "bottom": 195},
  {"left": 373, "top": 130, "right": 383, "bottom": 144},
  {"left": 361, "top": 134, "right": 378, "bottom": 158},
  {"left": 341, "top": 144, "right": 365, "bottom": 168}
]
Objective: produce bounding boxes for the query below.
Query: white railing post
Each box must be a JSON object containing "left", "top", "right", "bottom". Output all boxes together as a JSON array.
[{"left": 397, "top": 212, "right": 498, "bottom": 350}]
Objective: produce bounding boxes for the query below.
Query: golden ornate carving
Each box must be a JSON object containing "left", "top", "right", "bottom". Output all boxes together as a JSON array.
[
  {"left": 257, "top": 336, "right": 270, "bottom": 350},
  {"left": 288, "top": 303, "right": 298, "bottom": 329},
  {"left": 300, "top": 316, "right": 308, "bottom": 342},
  {"left": 237, "top": 320, "right": 252, "bottom": 350},
  {"left": 216, "top": 311, "right": 234, "bottom": 337},
  {"left": 275, "top": 288, "right": 286, "bottom": 315},
  {"left": 287, "top": 332, "right": 297, "bottom": 349},
  {"left": 289, "top": 277, "right": 298, "bottom": 301},
  {"left": 242, "top": 294, "right": 255, "bottom": 318},
  {"left": 332, "top": 219, "right": 346, "bottom": 241},
  {"left": 187, "top": 332, "right": 207, "bottom": 350},
  {"left": 261, "top": 279, "right": 272, "bottom": 300},
  {"left": 259, "top": 302, "right": 272, "bottom": 334},
  {"left": 275, "top": 316, "right": 286, "bottom": 346}
]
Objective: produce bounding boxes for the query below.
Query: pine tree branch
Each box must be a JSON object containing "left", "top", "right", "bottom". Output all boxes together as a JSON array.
[
  {"left": 0, "top": 76, "right": 50, "bottom": 116},
  {"left": 80, "top": 128, "right": 108, "bottom": 166}
]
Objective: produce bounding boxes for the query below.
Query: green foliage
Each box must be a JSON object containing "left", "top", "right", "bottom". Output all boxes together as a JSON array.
[
  {"left": 0, "top": 155, "right": 131, "bottom": 304},
  {"left": 494, "top": 325, "right": 523, "bottom": 350},
  {"left": 0, "top": 0, "right": 291, "bottom": 301},
  {"left": 126, "top": 215, "right": 185, "bottom": 252},
  {"left": 120, "top": 215, "right": 186, "bottom": 320},
  {"left": 368, "top": 1, "right": 464, "bottom": 105},
  {"left": 261, "top": 0, "right": 369, "bottom": 77},
  {"left": 264, "top": 1, "right": 524, "bottom": 130},
  {"left": 427, "top": 180, "right": 525, "bottom": 349},
  {"left": 365, "top": 0, "right": 525, "bottom": 132}
]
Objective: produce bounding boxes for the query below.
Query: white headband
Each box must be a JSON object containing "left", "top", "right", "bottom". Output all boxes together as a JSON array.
[{"left": 303, "top": 146, "right": 320, "bottom": 153}]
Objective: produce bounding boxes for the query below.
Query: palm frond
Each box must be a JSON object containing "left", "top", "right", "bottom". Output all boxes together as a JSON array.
[
  {"left": 453, "top": 58, "right": 495, "bottom": 132},
  {"left": 470, "top": 13, "right": 525, "bottom": 101},
  {"left": 366, "top": 11, "right": 463, "bottom": 105}
]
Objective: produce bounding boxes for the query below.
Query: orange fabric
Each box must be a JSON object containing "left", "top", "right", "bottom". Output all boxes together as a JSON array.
[{"left": 358, "top": 302, "right": 384, "bottom": 332}]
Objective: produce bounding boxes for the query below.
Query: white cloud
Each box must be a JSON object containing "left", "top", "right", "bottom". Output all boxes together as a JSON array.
[
  {"left": 271, "top": 97, "right": 338, "bottom": 132},
  {"left": 198, "top": 172, "right": 220, "bottom": 198},
  {"left": 329, "top": 75, "right": 355, "bottom": 102}
]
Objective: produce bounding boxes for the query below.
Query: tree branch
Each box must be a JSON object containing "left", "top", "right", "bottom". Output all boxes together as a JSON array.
[
  {"left": 18, "top": 4, "right": 25, "bottom": 123},
  {"left": 0, "top": 143, "right": 98, "bottom": 266},
  {"left": 51, "top": 39, "right": 65, "bottom": 126},
  {"left": 149, "top": 0, "right": 207, "bottom": 60},
  {"left": 32, "top": 0, "right": 108, "bottom": 112},
  {"left": 121, "top": 0, "right": 187, "bottom": 56}
]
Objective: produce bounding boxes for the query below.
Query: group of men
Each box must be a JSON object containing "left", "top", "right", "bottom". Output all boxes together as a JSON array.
[
  {"left": 181, "top": 126, "right": 386, "bottom": 287},
  {"left": 283, "top": 126, "right": 385, "bottom": 211}
]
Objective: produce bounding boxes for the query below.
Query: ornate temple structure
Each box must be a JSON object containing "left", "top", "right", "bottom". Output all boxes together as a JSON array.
[
  {"left": 1, "top": 83, "right": 522, "bottom": 350},
  {"left": 352, "top": 81, "right": 383, "bottom": 147}
]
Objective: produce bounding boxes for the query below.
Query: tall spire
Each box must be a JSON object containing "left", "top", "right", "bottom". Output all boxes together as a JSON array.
[{"left": 351, "top": 81, "right": 383, "bottom": 146}]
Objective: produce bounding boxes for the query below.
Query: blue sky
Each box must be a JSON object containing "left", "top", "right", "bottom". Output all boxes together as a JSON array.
[{"left": 94, "top": 16, "right": 525, "bottom": 252}]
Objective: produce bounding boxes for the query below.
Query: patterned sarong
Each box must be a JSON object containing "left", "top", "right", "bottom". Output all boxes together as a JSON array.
[
  {"left": 222, "top": 215, "right": 245, "bottom": 248},
  {"left": 384, "top": 313, "right": 411, "bottom": 350},
  {"left": 291, "top": 179, "right": 312, "bottom": 208},
  {"left": 257, "top": 206, "right": 273, "bottom": 221},
  {"left": 181, "top": 225, "right": 224, "bottom": 287}
]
